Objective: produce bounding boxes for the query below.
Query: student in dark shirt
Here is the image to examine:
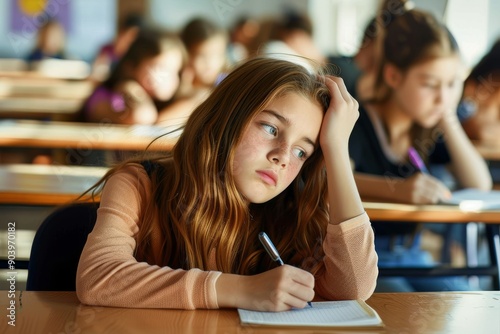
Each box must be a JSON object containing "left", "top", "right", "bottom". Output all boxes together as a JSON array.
[{"left": 348, "top": 4, "right": 492, "bottom": 291}]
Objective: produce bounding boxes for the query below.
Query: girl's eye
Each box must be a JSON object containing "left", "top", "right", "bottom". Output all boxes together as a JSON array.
[
  {"left": 293, "top": 148, "right": 308, "bottom": 160},
  {"left": 262, "top": 124, "right": 277, "bottom": 136}
]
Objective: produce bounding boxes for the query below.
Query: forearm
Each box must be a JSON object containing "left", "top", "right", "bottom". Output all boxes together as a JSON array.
[
  {"left": 315, "top": 213, "right": 378, "bottom": 301},
  {"left": 323, "top": 143, "right": 364, "bottom": 224},
  {"left": 441, "top": 115, "right": 492, "bottom": 190}
]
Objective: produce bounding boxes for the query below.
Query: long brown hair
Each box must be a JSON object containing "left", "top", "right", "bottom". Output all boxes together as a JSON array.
[
  {"left": 90, "top": 57, "right": 331, "bottom": 277},
  {"left": 369, "top": 4, "right": 460, "bottom": 159}
]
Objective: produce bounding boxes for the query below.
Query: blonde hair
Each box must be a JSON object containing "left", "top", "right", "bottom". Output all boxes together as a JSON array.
[{"left": 93, "top": 57, "right": 331, "bottom": 276}]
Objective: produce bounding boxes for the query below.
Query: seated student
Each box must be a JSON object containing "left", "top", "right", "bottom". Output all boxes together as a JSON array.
[
  {"left": 461, "top": 39, "right": 500, "bottom": 145},
  {"left": 348, "top": 4, "right": 492, "bottom": 292},
  {"left": 227, "top": 16, "right": 261, "bottom": 64},
  {"left": 260, "top": 11, "right": 326, "bottom": 72},
  {"left": 157, "top": 18, "right": 228, "bottom": 125},
  {"left": 75, "top": 57, "right": 378, "bottom": 310},
  {"left": 26, "top": 19, "right": 67, "bottom": 64},
  {"left": 80, "top": 30, "right": 186, "bottom": 125},
  {"left": 90, "top": 14, "right": 144, "bottom": 82}
]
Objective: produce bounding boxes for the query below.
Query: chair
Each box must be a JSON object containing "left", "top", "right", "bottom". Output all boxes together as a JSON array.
[{"left": 26, "top": 202, "right": 99, "bottom": 291}]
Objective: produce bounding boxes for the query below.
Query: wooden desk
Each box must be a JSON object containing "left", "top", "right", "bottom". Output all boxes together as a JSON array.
[
  {"left": 0, "top": 74, "right": 93, "bottom": 120},
  {"left": 0, "top": 119, "right": 181, "bottom": 151},
  {"left": 364, "top": 200, "right": 500, "bottom": 289},
  {"left": 364, "top": 201, "right": 500, "bottom": 223},
  {"left": 0, "top": 97, "right": 84, "bottom": 120},
  {"left": 0, "top": 291, "right": 498, "bottom": 334},
  {"left": 474, "top": 141, "right": 500, "bottom": 161},
  {"left": 0, "top": 164, "right": 107, "bottom": 205}
]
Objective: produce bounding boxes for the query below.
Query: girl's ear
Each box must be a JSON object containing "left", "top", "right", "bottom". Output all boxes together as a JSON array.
[{"left": 383, "top": 63, "right": 403, "bottom": 89}]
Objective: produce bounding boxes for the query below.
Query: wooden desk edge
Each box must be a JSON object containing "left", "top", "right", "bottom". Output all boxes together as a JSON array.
[
  {"left": 363, "top": 201, "right": 500, "bottom": 223},
  {"left": 0, "top": 192, "right": 99, "bottom": 206}
]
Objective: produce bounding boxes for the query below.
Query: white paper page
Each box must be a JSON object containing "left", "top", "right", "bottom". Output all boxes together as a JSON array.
[
  {"left": 442, "top": 189, "right": 500, "bottom": 210},
  {"left": 238, "top": 300, "right": 382, "bottom": 327}
]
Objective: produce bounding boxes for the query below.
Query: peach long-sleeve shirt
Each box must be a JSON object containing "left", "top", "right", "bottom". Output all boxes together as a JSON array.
[{"left": 76, "top": 163, "right": 378, "bottom": 309}]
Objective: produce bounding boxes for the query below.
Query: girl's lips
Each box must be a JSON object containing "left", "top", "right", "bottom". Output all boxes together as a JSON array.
[{"left": 256, "top": 170, "right": 277, "bottom": 186}]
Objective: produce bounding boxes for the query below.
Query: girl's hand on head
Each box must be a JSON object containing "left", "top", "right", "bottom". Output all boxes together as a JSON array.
[
  {"left": 319, "top": 76, "right": 359, "bottom": 150},
  {"left": 237, "top": 265, "right": 315, "bottom": 312},
  {"left": 399, "top": 173, "right": 452, "bottom": 204},
  {"left": 441, "top": 78, "right": 464, "bottom": 125}
]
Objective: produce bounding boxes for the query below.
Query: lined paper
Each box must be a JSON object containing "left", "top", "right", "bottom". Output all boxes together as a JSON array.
[{"left": 238, "top": 300, "right": 383, "bottom": 327}]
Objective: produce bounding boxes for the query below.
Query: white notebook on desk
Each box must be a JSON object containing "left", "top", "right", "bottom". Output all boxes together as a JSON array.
[
  {"left": 442, "top": 189, "right": 500, "bottom": 210},
  {"left": 238, "top": 300, "right": 383, "bottom": 328}
]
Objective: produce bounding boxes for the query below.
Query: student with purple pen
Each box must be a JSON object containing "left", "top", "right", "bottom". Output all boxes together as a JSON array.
[{"left": 348, "top": 2, "right": 491, "bottom": 292}]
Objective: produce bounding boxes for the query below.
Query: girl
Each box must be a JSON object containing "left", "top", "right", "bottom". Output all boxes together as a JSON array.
[
  {"left": 348, "top": 7, "right": 492, "bottom": 291},
  {"left": 27, "top": 20, "right": 66, "bottom": 64},
  {"left": 156, "top": 18, "right": 228, "bottom": 124},
  {"left": 76, "top": 57, "right": 378, "bottom": 311},
  {"left": 461, "top": 39, "right": 500, "bottom": 145},
  {"left": 81, "top": 29, "right": 186, "bottom": 125}
]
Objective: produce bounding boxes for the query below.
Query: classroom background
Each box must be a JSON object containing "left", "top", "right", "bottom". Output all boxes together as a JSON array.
[
  {"left": 1, "top": 0, "right": 500, "bottom": 295},
  {"left": 0, "top": 0, "right": 499, "bottom": 68}
]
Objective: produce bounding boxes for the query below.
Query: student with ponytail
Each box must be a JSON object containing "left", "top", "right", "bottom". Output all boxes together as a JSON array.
[
  {"left": 76, "top": 57, "right": 378, "bottom": 311},
  {"left": 348, "top": 2, "right": 492, "bottom": 291}
]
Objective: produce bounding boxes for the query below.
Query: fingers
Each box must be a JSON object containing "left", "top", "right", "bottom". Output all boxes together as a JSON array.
[
  {"left": 412, "top": 173, "right": 452, "bottom": 204},
  {"left": 267, "top": 265, "right": 315, "bottom": 311},
  {"left": 326, "top": 76, "right": 351, "bottom": 103}
]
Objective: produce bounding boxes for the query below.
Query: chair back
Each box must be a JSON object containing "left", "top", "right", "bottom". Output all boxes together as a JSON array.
[{"left": 26, "top": 202, "right": 99, "bottom": 291}]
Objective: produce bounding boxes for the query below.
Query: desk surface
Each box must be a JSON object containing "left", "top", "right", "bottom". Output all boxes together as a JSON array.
[
  {"left": 0, "top": 119, "right": 181, "bottom": 151},
  {"left": 474, "top": 141, "right": 500, "bottom": 161},
  {"left": 2, "top": 164, "right": 500, "bottom": 218},
  {"left": 363, "top": 201, "right": 500, "bottom": 224},
  {"left": 0, "top": 291, "right": 498, "bottom": 334},
  {"left": 0, "top": 164, "right": 107, "bottom": 205}
]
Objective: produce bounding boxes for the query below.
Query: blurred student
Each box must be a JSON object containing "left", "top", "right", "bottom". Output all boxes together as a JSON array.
[
  {"left": 461, "top": 39, "right": 500, "bottom": 145},
  {"left": 26, "top": 20, "right": 66, "bottom": 64},
  {"left": 261, "top": 11, "right": 325, "bottom": 71},
  {"left": 157, "top": 17, "right": 228, "bottom": 125},
  {"left": 91, "top": 14, "right": 144, "bottom": 82},
  {"left": 76, "top": 57, "right": 378, "bottom": 310},
  {"left": 227, "top": 16, "right": 261, "bottom": 64},
  {"left": 348, "top": 5, "right": 492, "bottom": 291},
  {"left": 80, "top": 30, "right": 186, "bottom": 125}
]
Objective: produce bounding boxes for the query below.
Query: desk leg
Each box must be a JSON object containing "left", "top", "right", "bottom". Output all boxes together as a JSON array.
[{"left": 486, "top": 224, "right": 500, "bottom": 290}]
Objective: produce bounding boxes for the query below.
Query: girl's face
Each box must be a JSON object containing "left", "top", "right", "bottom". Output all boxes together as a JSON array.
[
  {"left": 190, "top": 34, "right": 227, "bottom": 86},
  {"left": 135, "top": 49, "right": 183, "bottom": 101},
  {"left": 232, "top": 92, "right": 323, "bottom": 204},
  {"left": 391, "top": 56, "right": 463, "bottom": 128}
]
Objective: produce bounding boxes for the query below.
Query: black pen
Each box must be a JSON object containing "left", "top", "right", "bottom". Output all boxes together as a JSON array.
[{"left": 258, "top": 231, "right": 312, "bottom": 308}]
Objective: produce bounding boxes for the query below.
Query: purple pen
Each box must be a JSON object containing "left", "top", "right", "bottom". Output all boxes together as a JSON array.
[{"left": 408, "top": 147, "right": 429, "bottom": 174}]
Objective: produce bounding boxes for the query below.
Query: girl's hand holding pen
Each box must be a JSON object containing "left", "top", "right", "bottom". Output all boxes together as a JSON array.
[
  {"left": 240, "top": 265, "right": 315, "bottom": 312},
  {"left": 215, "top": 264, "right": 315, "bottom": 312},
  {"left": 398, "top": 173, "right": 451, "bottom": 204}
]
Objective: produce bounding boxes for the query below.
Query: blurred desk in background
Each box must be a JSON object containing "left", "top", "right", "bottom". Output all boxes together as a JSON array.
[
  {"left": 0, "top": 119, "right": 180, "bottom": 152},
  {"left": 0, "top": 164, "right": 107, "bottom": 206},
  {"left": 0, "top": 76, "right": 93, "bottom": 121},
  {"left": 474, "top": 141, "right": 500, "bottom": 161},
  {"left": 363, "top": 200, "right": 500, "bottom": 289},
  {"left": 364, "top": 200, "right": 500, "bottom": 224},
  {"left": 0, "top": 97, "right": 84, "bottom": 121}
]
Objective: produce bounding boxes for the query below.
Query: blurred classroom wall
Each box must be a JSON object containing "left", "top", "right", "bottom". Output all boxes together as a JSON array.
[
  {"left": 0, "top": 0, "right": 499, "bottom": 68},
  {"left": 0, "top": 0, "right": 116, "bottom": 63}
]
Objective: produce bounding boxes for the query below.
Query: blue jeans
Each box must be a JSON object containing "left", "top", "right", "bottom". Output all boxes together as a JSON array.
[{"left": 375, "top": 233, "right": 471, "bottom": 292}]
